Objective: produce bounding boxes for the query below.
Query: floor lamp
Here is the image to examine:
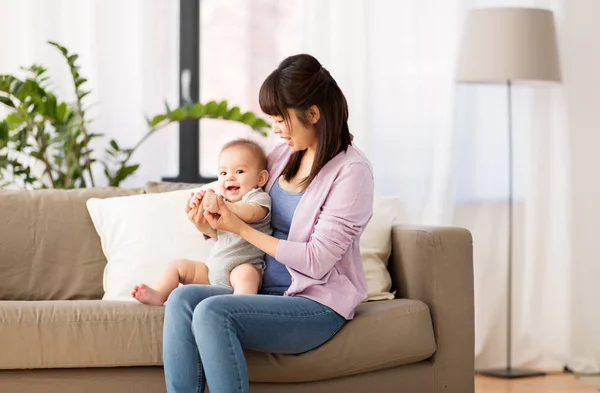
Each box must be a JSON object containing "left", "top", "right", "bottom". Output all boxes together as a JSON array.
[{"left": 456, "top": 7, "right": 562, "bottom": 378}]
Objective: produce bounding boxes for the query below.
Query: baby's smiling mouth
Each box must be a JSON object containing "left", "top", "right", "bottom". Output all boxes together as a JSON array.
[{"left": 226, "top": 186, "right": 240, "bottom": 192}]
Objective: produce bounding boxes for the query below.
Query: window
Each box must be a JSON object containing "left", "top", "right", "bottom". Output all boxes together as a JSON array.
[{"left": 198, "top": 0, "right": 306, "bottom": 178}]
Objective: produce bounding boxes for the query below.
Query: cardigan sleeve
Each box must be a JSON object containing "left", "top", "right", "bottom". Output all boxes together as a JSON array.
[{"left": 275, "top": 162, "right": 374, "bottom": 280}]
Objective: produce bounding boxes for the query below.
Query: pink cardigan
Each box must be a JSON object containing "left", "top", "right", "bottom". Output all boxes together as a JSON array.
[{"left": 265, "top": 143, "right": 374, "bottom": 319}]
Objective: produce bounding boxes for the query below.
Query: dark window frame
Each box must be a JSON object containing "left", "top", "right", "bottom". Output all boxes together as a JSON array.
[{"left": 162, "top": 0, "right": 217, "bottom": 184}]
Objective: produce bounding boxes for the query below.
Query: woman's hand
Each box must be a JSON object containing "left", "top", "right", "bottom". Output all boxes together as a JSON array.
[
  {"left": 185, "top": 191, "right": 211, "bottom": 232},
  {"left": 203, "top": 195, "right": 245, "bottom": 235}
]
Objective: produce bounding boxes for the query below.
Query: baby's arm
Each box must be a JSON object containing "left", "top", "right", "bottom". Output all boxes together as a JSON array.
[{"left": 225, "top": 202, "right": 269, "bottom": 224}]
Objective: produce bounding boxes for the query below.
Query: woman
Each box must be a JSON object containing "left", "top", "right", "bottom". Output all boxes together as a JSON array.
[{"left": 163, "top": 53, "right": 374, "bottom": 393}]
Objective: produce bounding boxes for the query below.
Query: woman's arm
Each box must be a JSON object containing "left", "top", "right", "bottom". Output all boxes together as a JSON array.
[
  {"left": 226, "top": 202, "right": 269, "bottom": 224},
  {"left": 239, "top": 223, "right": 279, "bottom": 257}
]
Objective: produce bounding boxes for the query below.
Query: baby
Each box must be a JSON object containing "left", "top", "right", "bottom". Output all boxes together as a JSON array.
[{"left": 132, "top": 139, "right": 272, "bottom": 306}]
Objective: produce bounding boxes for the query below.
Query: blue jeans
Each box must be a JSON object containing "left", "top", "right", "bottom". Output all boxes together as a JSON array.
[{"left": 162, "top": 285, "right": 346, "bottom": 393}]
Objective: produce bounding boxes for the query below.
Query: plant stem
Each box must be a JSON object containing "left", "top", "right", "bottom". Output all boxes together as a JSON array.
[
  {"left": 75, "top": 103, "right": 95, "bottom": 187},
  {"left": 122, "top": 121, "right": 170, "bottom": 166},
  {"left": 38, "top": 152, "right": 57, "bottom": 188},
  {"left": 25, "top": 118, "right": 56, "bottom": 188},
  {"left": 65, "top": 126, "right": 74, "bottom": 187}
]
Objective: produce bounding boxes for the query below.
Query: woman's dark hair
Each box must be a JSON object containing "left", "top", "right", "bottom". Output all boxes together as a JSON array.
[{"left": 259, "top": 54, "right": 352, "bottom": 188}]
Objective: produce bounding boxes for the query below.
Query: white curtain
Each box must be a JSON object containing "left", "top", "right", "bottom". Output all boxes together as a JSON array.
[
  {"left": 560, "top": 0, "right": 600, "bottom": 373},
  {"left": 305, "top": 0, "right": 461, "bottom": 226},
  {"left": 0, "top": 0, "right": 180, "bottom": 187}
]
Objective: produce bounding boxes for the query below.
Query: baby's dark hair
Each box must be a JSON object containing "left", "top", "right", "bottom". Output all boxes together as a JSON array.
[{"left": 220, "top": 138, "right": 268, "bottom": 170}]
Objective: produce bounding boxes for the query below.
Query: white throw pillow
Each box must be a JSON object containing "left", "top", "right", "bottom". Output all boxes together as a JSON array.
[
  {"left": 361, "top": 197, "right": 399, "bottom": 301},
  {"left": 86, "top": 187, "right": 214, "bottom": 301},
  {"left": 87, "top": 186, "right": 398, "bottom": 302}
]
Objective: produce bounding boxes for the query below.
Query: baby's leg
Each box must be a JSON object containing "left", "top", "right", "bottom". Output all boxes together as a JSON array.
[
  {"left": 229, "top": 263, "right": 262, "bottom": 295},
  {"left": 132, "top": 259, "right": 209, "bottom": 306}
]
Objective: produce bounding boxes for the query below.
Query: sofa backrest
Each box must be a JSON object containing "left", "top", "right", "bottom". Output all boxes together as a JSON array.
[{"left": 0, "top": 187, "right": 144, "bottom": 300}]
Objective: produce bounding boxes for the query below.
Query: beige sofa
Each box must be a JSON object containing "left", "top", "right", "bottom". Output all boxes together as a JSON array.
[{"left": 0, "top": 185, "right": 474, "bottom": 393}]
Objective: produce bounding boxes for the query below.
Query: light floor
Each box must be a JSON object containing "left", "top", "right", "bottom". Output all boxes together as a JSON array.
[{"left": 476, "top": 373, "right": 597, "bottom": 393}]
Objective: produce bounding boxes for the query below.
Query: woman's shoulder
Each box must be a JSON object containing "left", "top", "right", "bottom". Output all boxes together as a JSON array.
[
  {"left": 309, "top": 145, "right": 373, "bottom": 196},
  {"left": 344, "top": 145, "right": 372, "bottom": 167},
  {"left": 330, "top": 145, "right": 373, "bottom": 179}
]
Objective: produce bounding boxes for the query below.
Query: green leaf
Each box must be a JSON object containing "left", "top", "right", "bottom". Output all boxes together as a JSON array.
[
  {"left": 56, "top": 102, "right": 67, "bottom": 122},
  {"left": 19, "top": 129, "right": 28, "bottom": 147},
  {"left": 215, "top": 100, "right": 228, "bottom": 117},
  {"left": 251, "top": 118, "right": 270, "bottom": 130},
  {"left": 165, "top": 101, "right": 172, "bottom": 115},
  {"left": 188, "top": 103, "right": 205, "bottom": 118},
  {"left": 0, "top": 122, "right": 8, "bottom": 147},
  {"left": 5, "top": 113, "right": 23, "bottom": 127},
  {"left": 45, "top": 93, "right": 57, "bottom": 119},
  {"left": 204, "top": 101, "right": 218, "bottom": 116},
  {"left": 77, "top": 91, "right": 91, "bottom": 101},
  {"left": 168, "top": 107, "right": 187, "bottom": 121},
  {"left": 240, "top": 112, "right": 256, "bottom": 124},
  {"left": 149, "top": 114, "right": 168, "bottom": 127},
  {"left": 65, "top": 111, "right": 77, "bottom": 123},
  {"left": 68, "top": 54, "right": 79, "bottom": 64},
  {"left": 30, "top": 151, "right": 44, "bottom": 161},
  {"left": 75, "top": 77, "right": 87, "bottom": 88},
  {"left": 110, "top": 139, "right": 119, "bottom": 151},
  {"left": 121, "top": 164, "right": 139, "bottom": 177},
  {"left": 0, "top": 96, "right": 15, "bottom": 108},
  {"left": 110, "top": 163, "right": 140, "bottom": 186},
  {"left": 48, "top": 41, "right": 68, "bottom": 56},
  {"left": 226, "top": 106, "right": 242, "bottom": 121}
]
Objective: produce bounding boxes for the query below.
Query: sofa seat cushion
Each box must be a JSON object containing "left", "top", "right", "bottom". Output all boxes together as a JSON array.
[
  {"left": 246, "top": 299, "right": 436, "bottom": 382},
  {"left": 0, "top": 300, "right": 164, "bottom": 369},
  {"left": 0, "top": 298, "right": 436, "bottom": 382}
]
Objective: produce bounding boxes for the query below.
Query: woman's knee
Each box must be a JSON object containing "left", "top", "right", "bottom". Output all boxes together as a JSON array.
[
  {"left": 165, "top": 285, "right": 196, "bottom": 309},
  {"left": 192, "top": 296, "right": 231, "bottom": 333}
]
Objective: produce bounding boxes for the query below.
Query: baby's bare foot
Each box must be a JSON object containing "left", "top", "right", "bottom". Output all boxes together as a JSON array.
[{"left": 131, "top": 284, "right": 167, "bottom": 306}]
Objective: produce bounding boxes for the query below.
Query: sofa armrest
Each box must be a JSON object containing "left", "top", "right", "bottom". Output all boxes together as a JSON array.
[{"left": 388, "top": 225, "right": 474, "bottom": 393}]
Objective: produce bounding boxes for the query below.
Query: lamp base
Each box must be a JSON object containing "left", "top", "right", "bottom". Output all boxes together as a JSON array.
[{"left": 477, "top": 368, "right": 546, "bottom": 379}]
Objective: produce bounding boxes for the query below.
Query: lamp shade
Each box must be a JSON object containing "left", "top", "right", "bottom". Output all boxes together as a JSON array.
[{"left": 456, "top": 7, "right": 561, "bottom": 84}]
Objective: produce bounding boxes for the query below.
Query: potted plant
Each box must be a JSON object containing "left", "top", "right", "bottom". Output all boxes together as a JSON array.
[{"left": 0, "top": 41, "right": 269, "bottom": 189}]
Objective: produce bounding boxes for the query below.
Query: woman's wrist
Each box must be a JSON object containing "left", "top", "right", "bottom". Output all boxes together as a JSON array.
[{"left": 237, "top": 220, "right": 251, "bottom": 237}]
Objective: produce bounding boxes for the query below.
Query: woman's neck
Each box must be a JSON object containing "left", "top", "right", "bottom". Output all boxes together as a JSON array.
[
  {"left": 304, "top": 144, "right": 316, "bottom": 161},
  {"left": 302, "top": 146, "right": 316, "bottom": 170}
]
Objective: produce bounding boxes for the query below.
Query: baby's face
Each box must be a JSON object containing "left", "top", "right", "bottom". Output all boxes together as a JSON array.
[{"left": 218, "top": 145, "right": 267, "bottom": 202}]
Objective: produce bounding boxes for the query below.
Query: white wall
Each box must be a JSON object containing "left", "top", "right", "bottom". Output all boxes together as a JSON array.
[{"left": 562, "top": 0, "right": 600, "bottom": 372}]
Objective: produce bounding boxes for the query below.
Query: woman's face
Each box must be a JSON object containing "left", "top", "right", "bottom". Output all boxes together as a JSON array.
[{"left": 271, "top": 108, "right": 319, "bottom": 152}]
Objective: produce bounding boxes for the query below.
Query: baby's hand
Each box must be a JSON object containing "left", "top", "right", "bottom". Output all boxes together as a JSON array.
[
  {"left": 188, "top": 190, "right": 205, "bottom": 209},
  {"left": 203, "top": 189, "right": 219, "bottom": 214}
]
